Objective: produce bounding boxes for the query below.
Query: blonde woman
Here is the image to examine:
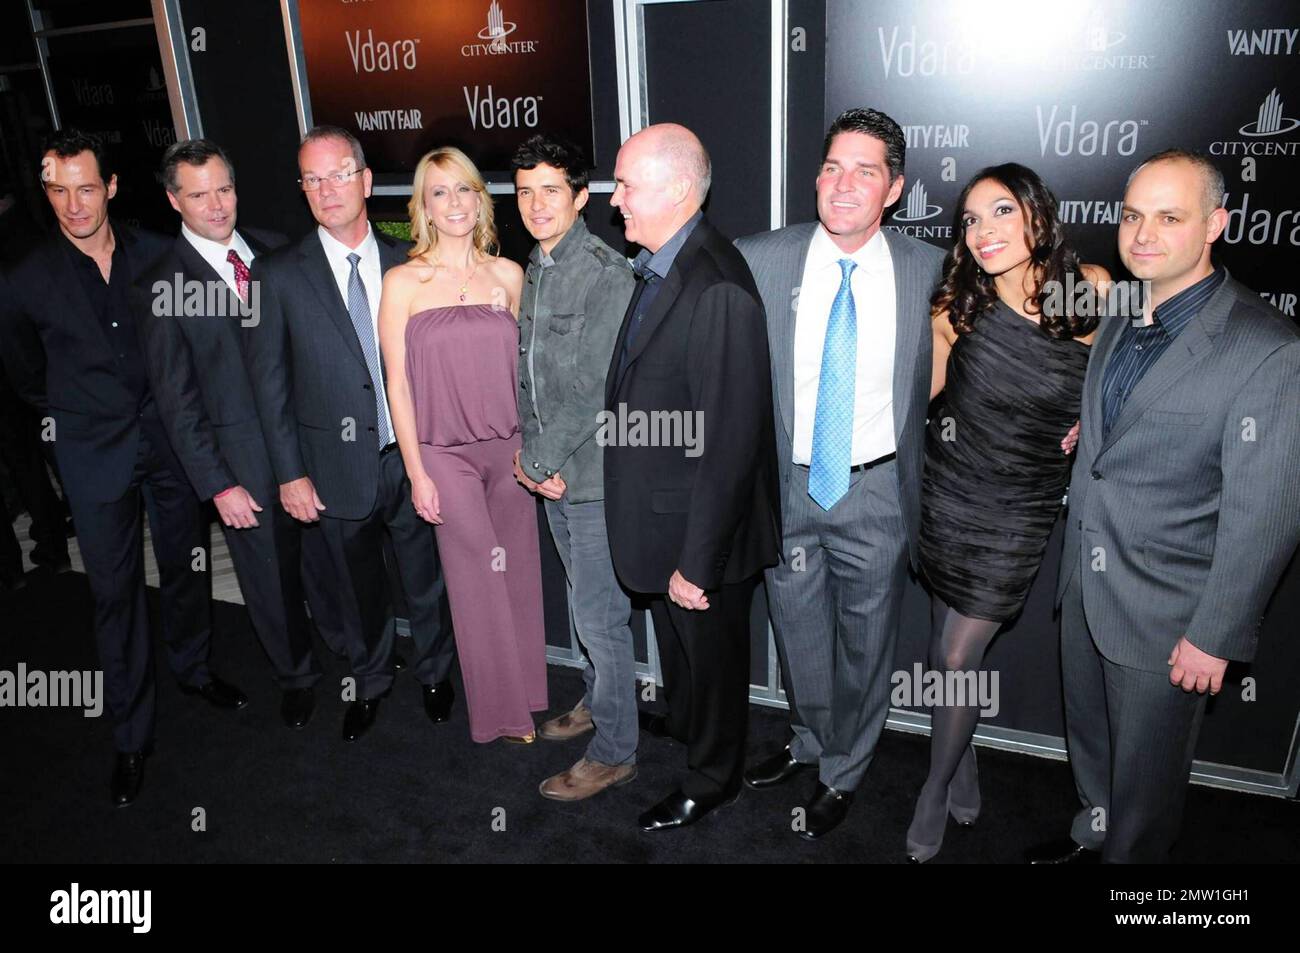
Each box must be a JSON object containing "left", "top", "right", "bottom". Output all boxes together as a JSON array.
[{"left": 378, "top": 147, "right": 547, "bottom": 743}]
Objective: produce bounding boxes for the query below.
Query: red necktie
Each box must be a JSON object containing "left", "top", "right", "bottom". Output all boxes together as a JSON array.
[{"left": 227, "top": 248, "right": 250, "bottom": 302}]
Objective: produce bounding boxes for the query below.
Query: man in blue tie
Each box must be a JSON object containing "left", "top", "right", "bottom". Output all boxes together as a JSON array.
[{"left": 736, "top": 108, "right": 945, "bottom": 839}]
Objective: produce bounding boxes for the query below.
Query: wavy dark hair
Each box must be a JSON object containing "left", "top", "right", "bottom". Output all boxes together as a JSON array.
[{"left": 931, "top": 163, "right": 1099, "bottom": 340}]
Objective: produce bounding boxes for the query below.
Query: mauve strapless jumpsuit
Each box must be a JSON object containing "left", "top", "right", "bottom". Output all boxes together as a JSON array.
[{"left": 405, "top": 304, "right": 548, "bottom": 742}]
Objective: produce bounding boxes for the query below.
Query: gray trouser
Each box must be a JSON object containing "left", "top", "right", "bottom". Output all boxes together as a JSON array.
[
  {"left": 766, "top": 460, "right": 910, "bottom": 791},
  {"left": 545, "top": 496, "right": 638, "bottom": 765},
  {"left": 1060, "top": 573, "right": 1208, "bottom": 863}
]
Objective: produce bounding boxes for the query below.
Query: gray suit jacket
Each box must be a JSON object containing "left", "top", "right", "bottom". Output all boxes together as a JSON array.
[
  {"left": 1057, "top": 273, "right": 1300, "bottom": 670},
  {"left": 735, "top": 222, "right": 944, "bottom": 567}
]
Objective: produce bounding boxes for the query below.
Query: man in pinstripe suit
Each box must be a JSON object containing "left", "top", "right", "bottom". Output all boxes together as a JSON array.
[
  {"left": 736, "top": 108, "right": 944, "bottom": 840},
  {"left": 1029, "top": 150, "right": 1300, "bottom": 864}
]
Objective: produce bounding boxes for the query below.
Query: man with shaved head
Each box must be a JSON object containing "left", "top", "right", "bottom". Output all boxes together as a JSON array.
[
  {"left": 1028, "top": 149, "right": 1300, "bottom": 863},
  {"left": 604, "top": 123, "right": 780, "bottom": 832}
]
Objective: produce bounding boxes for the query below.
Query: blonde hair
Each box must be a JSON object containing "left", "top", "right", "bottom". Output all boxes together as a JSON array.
[{"left": 407, "top": 147, "right": 497, "bottom": 260}]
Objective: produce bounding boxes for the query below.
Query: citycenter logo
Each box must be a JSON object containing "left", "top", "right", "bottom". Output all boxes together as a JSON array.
[
  {"left": 890, "top": 181, "right": 942, "bottom": 223},
  {"left": 1082, "top": 8, "right": 1125, "bottom": 51},
  {"left": 1239, "top": 88, "right": 1300, "bottom": 137},
  {"left": 462, "top": 2, "right": 539, "bottom": 57}
]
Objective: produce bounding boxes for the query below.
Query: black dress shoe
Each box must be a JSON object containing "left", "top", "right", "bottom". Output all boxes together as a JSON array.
[
  {"left": 1024, "top": 837, "right": 1101, "bottom": 864},
  {"left": 744, "top": 746, "right": 815, "bottom": 790},
  {"left": 421, "top": 679, "right": 454, "bottom": 723},
  {"left": 637, "top": 787, "right": 740, "bottom": 832},
  {"left": 638, "top": 710, "right": 673, "bottom": 739},
  {"left": 394, "top": 652, "right": 407, "bottom": 672},
  {"left": 342, "top": 696, "right": 382, "bottom": 742},
  {"left": 800, "top": 782, "right": 855, "bottom": 840},
  {"left": 180, "top": 675, "right": 248, "bottom": 710},
  {"left": 111, "top": 751, "right": 147, "bottom": 807},
  {"left": 280, "top": 687, "right": 315, "bottom": 729}
]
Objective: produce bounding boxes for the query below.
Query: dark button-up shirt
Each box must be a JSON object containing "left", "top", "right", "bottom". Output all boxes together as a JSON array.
[
  {"left": 1100, "top": 266, "right": 1225, "bottom": 437},
  {"left": 618, "top": 210, "right": 702, "bottom": 378},
  {"left": 61, "top": 228, "right": 149, "bottom": 402}
]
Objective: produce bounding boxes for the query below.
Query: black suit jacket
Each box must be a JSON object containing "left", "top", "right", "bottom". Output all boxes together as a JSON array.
[
  {"left": 242, "top": 226, "right": 411, "bottom": 521},
  {"left": 0, "top": 221, "right": 178, "bottom": 503},
  {"left": 134, "top": 227, "right": 288, "bottom": 501},
  {"left": 603, "top": 217, "right": 780, "bottom": 593}
]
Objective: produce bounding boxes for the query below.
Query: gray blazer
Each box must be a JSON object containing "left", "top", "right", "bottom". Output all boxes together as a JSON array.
[
  {"left": 1057, "top": 273, "right": 1300, "bottom": 670},
  {"left": 735, "top": 223, "right": 944, "bottom": 567}
]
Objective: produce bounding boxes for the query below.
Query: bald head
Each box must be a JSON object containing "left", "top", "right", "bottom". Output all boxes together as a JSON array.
[{"left": 612, "top": 123, "right": 711, "bottom": 251}]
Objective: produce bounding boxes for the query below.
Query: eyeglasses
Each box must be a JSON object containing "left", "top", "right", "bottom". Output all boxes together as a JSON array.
[{"left": 298, "top": 168, "right": 365, "bottom": 191}]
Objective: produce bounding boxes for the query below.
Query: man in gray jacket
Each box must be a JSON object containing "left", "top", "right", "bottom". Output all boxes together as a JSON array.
[
  {"left": 510, "top": 134, "right": 640, "bottom": 800},
  {"left": 1029, "top": 150, "right": 1300, "bottom": 864}
]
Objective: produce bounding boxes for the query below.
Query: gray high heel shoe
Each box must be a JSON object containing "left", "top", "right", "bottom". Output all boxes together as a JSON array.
[{"left": 948, "top": 745, "right": 981, "bottom": 826}]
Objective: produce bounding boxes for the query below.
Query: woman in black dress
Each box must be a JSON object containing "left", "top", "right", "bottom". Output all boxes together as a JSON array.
[{"left": 906, "top": 164, "right": 1106, "bottom": 862}]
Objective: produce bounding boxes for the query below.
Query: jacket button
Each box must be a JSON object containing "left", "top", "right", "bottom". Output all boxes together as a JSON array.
[
  {"left": 1091, "top": 470, "right": 1103, "bottom": 480},
  {"left": 363, "top": 383, "right": 371, "bottom": 390},
  {"left": 519, "top": 346, "right": 526, "bottom": 354},
  {"left": 531, "top": 461, "right": 540, "bottom": 469}
]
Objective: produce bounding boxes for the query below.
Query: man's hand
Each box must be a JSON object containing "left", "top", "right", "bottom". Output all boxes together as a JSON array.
[
  {"left": 280, "top": 476, "right": 326, "bottom": 523},
  {"left": 668, "top": 570, "right": 709, "bottom": 611},
  {"left": 214, "top": 485, "right": 263, "bottom": 529},
  {"left": 1061, "top": 420, "right": 1080, "bottom": 455},
  {"left": 535, "top": 473, "right": 566, "bottom": 501},
  {"left": 1168, "top": 636, "right": 1228, "bottom": 694},
  {"left": 513, "top": 449, "right": 539, "bottom": 493}
]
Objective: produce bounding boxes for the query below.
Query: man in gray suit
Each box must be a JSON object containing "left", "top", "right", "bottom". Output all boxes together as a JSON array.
[
  {"left": 736, "top": 108, "right": 944, "bottom": 839},
  {"left": 1029, "top": 150, "right": 1300, "bottom": 864}
]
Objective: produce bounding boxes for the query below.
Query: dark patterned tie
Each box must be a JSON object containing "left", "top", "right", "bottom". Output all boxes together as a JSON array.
[{"left": 226, "top": 248, "right": 250, "bottom": 303}]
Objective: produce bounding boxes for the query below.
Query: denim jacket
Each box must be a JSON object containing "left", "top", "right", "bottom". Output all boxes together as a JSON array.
[{"left": 518, "top": 217, "right": 636, "bottom": 503}]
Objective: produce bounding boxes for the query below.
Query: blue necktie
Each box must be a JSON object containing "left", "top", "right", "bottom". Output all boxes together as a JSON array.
[
  {"left": 346, "top": 252, "right": 390, "bottom": 449},
  {"left": 808, "top": 258, "right": 857, "bottom": 510}
]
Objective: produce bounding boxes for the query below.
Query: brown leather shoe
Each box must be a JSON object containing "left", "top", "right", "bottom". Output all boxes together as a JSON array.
[
  {"left": 537, "top": 703, "right": 594, "bottom": 742},
  {"left": 539, "top": 757, "right": 637, "bottom": 801}
]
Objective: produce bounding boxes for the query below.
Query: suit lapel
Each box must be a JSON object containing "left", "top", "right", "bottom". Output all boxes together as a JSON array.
[
  {"left": 1096, "top": 280, "right": 1233, "bottom": 458},
  {"left": 176, "top": 236, "right": 247, "bottom": 317},
  {"left": 771, "top": 224, "right": 815, "bottom": 447},
  {"left": 297, "top": 231, "right": 368, "bottom": 369},
  {"left": 882, "top": 228, "right": 923, "bottom": 441}
]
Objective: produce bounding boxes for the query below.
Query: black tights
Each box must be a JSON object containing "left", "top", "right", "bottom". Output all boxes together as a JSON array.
[{"left": 918, "top": 595, "right": 1002, "bottom": 808}]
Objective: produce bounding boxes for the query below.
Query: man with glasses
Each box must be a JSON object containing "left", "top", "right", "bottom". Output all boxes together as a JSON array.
[{"left": 242, "top": 126, "right": 454, "bottom": 742}]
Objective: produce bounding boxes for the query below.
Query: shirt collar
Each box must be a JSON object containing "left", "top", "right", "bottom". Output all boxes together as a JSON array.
[
  {"left": 1151, "top": 265, "right": 1226, "bottom": 338},
  {"left": 808, "top": 223, "right": 890, "bottom": 275},
  {"left": 317, "top": 222, "right": 377, "bottom": 267},
  {"left": 181, "top": 222, "right": 254, "bottom": 270},
  {"left": 636, "top": 210, "right": 703, "bottom": 281}
]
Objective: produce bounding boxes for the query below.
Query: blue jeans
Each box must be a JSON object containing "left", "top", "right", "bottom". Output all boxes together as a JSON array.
[{"left": 544, "top": 496, "right": 638, "bottom": 765}]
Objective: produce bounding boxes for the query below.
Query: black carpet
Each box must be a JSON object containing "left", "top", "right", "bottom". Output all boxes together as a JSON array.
[{"left": 1, "top": 569, "right": 1296, "bottom": 864}]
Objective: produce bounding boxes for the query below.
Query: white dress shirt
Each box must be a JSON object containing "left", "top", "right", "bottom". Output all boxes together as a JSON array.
[
  {"left": 316, "top": 223, "right": 396, "bottom": 446},
  {"left": 180, "top": 222, "right": 255, "bottom": 296},
  {"left": 791, "top": 224, "right": 897, "bottom": 465}
]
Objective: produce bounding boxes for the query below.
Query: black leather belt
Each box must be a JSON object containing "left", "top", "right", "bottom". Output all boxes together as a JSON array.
[
  {"left": 794, "top": 451, "right": 896, "bottom": 473},
  {"left": 380, "top": 442, "right": 399, "bottom": 456}
]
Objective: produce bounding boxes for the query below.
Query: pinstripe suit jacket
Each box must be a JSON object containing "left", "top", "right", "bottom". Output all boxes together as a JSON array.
[
  {"left": 735, "top": 222, "right": 944, "bottom": 568},
  {"left": 1057, "top": 273, "right": 1300, "bottom": 670},
  {"left": 242, "top": 227, "right": 411, "bottom": 521}
]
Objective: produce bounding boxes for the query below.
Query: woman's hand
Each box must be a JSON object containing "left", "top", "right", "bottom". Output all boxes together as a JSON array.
[
  {"left": 411, "top": 473, "right": 443, "bottom": 524},
  {"left": 1061, "top": 420, "right": 1081, "bottom": 455}
]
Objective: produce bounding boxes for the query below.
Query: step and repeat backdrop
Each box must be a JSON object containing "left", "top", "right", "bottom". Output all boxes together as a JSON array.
[
  {"left": 295, "top": 0, "right": 596, "bottom": 181},
  {"left": 822, "top": 0, "right": 1300, "bottom": 781}
]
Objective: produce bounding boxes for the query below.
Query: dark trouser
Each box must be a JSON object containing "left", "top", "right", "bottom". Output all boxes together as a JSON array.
[
  {"left": 317, "top": 447, "right": 454, "bottom": 700},
  {"left": 220, "top": 495, "right": 320, "bottom": 689},
  {"left": 66, "top": 432, "right": 212, "bottom": 753},
  {"left": 648, "top": 574, "right": 758, "bottom": 801},
  {"left": 1060, "top": 573, "right": 1209, "bottom": 863}
]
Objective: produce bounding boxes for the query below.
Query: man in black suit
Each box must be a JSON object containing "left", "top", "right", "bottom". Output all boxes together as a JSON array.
[
  {"left": 0, "top": 130, "right": 244, "bottom": 807},
  {"left": 604, "top": 123, "right": 781, "bottom": 831},
  {"left": 135, "top": 138, "right": 333, "bottom": 729},
  {"left": 242, "top": 126, "right": 454, "bottom": 741}
]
